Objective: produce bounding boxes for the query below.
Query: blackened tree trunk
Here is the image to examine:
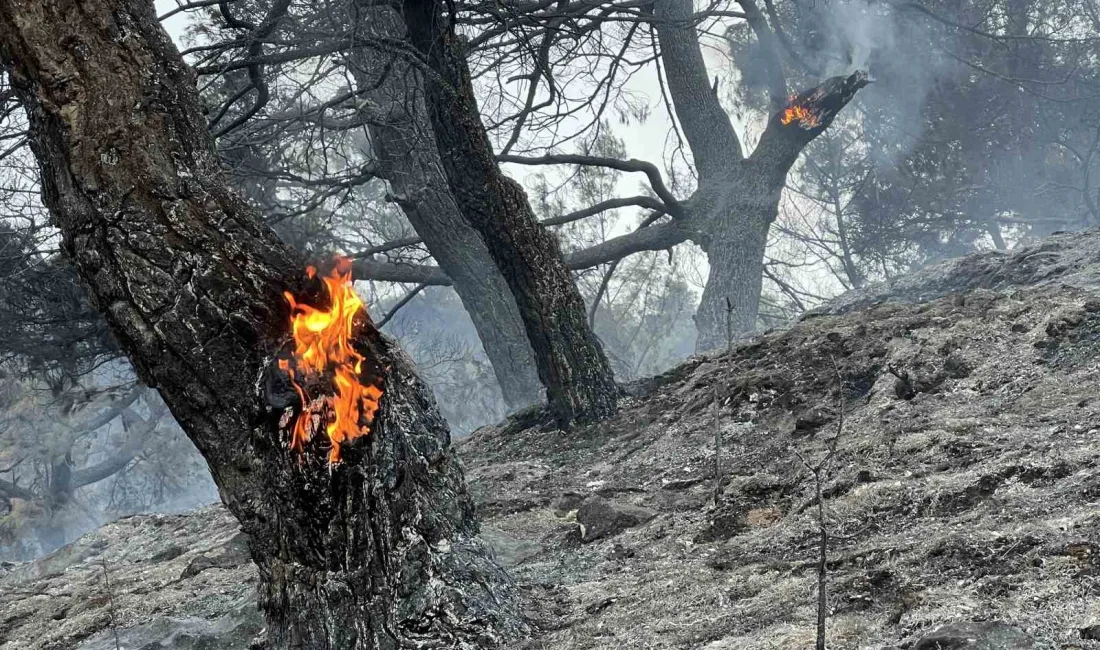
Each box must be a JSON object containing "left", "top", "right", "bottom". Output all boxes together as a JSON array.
[
  {"left": 402, "top": 0, "right": 619, "bottom": 427},
  {"left": 344, "top": 2, "right": 542, "bottom": 410},
  {"left": 0, "top": 0, "right": 522, "bottom": 647}
]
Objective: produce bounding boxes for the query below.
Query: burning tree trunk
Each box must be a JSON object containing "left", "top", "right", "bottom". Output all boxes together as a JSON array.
[
  {"left": 688, "top": 74, "right": 871, "bottom": 350},
  {"left": 343, "top": 2, "right": 542, "bottom": 411},
  {"left": 402, "top": 0, "right": 620, "bottom": 428},
  {"left": 653, "top": 0, "right": 867, "bottom": 350},
  {"left": 0, "top": 0, "right": 522, "bottom": 646}
]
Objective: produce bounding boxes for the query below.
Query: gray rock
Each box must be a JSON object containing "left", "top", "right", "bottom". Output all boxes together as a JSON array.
[
  {"left": 576, "top": 496, "right": 657, "bottom": 543},
  {"left": 480, "top": 527, "right": 541, "bottom": 567},
  {"left": 550, "top": 491, "right": 586, "bottom": 516},
  {"left": 913, "top": 621, "right": 1035, "bottom": 650},
  {"left": 75, "top": 597, "right": 263, "bottom": 650}
]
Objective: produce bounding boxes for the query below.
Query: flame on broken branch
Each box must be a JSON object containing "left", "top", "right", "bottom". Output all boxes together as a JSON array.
[
  {"left": 278, "top": 256, "right": 383, "bottom": 463},
  {"left": 780, "top": 94, "right": 821, "bottom": 129}
]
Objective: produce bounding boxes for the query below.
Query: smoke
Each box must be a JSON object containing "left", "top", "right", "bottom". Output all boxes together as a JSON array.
[{"left": 807, "top": 0, "right": 956, "bottom": 166}]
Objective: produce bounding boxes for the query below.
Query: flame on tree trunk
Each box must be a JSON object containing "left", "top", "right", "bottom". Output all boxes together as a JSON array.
[
  {"left": 278, "top": 256, "right": 384, "bottom": 463},
  {"left": 0, "top": 0, "right": 524, "bottom": 646}
]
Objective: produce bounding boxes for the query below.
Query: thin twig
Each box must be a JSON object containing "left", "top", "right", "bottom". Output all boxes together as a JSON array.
[
  {"left": 724, "top": 296, "right": 734, "bottom": 354},
  {"left": 712, "top": 384, "right": 722, "bottom": 505},
  {"left": 101, "top": 559, "right": 122, "bottom": 650},
  {"left": 792, "top": 355, "right": 846, "bottom": 650},
  {"left": 377, "top": 283, "right": 427, "bottom": 329}
]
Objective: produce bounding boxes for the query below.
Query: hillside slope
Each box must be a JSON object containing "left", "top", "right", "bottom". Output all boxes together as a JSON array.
[{"left": 4, "top": 230, "right": 1100, "bottom": 649}]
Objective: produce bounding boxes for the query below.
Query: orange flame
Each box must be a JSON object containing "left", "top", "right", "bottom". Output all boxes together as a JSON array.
[
  {"left": 278, "top": 256, "right": 382, "bottom": 463},
  {"left": 780, "top": 95, "right": 821, "bottom": 129}
]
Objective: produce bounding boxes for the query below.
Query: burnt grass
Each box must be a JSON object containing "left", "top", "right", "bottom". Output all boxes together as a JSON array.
[{"left": 462, "top": 236, "right": 1100, "bottom": 649}]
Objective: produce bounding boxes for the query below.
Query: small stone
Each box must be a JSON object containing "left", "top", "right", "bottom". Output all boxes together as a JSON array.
[
  {"left": 585, "top": 597, "right": 616, "bottom": 615},
  {"left": 576, "top": 496, "right": 657, "bottom": 543},
  {"left": 913, "top": 621, "right": 1035, "bottom": 650},
  {"left": 551, "top": 491, "right": 586, "bottom": 516},
  {"left": 793, "top": 408, "right": 831, "bottom": 435},
  {"left": 608, "top": 543, "right": 635, "bottom": 561},
  {"left": 943, "top": 352, "right": 972, "bottom": 379},
  {"left": 661, "top": 477, "right": 704, "bottom": 490},
  {"left": 180, "top": 554, "right": 217, "bottom": 579},
  {"left": 148, "top": 544, "right": 186, "bottom": 563}
]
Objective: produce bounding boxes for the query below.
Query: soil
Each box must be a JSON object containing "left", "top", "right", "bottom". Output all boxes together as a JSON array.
[{"left": 5, "top": 230, "right": 1100, "bottom": 649}]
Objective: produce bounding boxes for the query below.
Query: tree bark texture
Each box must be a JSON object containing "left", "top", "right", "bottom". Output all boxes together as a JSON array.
[
  {"left": 0, "top": 0, "right": 522, "bottom": 647},
  {"left": 402, "top": 0, "right": 619, "bottom": 428},
  {"left": 345, "top": 1, "right": 542, "bottom": 411}
]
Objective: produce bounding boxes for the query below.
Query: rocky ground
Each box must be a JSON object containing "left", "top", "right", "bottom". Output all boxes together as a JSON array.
[{"left": 4, "top": 230, "right": 1100, "bottom": 649}]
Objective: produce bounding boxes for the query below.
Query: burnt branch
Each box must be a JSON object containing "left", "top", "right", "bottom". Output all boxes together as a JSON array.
[{"left": 751, "top": 71, "right": 870, "bottom": 180}]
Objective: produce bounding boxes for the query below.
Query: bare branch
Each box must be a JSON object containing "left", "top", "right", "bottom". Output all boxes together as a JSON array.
[
  {"left": 542, "top": 195, "right": 666, "bottom": 226},
  {"left": 498, "top": 152, "right": 683, "bottom": 215},
  {"left": 0, "top": 476, "right": 34, "bottom": 501},
  {"left": 377, "top": 284, "right": 428, "bottom": 329},
  {"left": 352, "top": 258, "right": 452, "bottom": 286},
  {"left": 566, "top": 219, "right": 689, "bottom": 270},
  {"left": 209, "top": 0, "right": 292, "bottom": 138},
  {"left": 70, "top": 405, "right": 167, "bottom": 489}
]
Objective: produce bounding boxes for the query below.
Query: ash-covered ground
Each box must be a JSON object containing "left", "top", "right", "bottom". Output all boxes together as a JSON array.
[{"left": 4, "top": 231, "right": 1100, "bottom": 649}]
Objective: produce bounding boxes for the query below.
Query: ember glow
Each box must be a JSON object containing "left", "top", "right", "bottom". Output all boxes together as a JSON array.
[
  {"left": 780, "top": 96, "right": 821, "bottom": 129},
  {"left": 278, "top": 256, "right": 382, "bottom": 463}
]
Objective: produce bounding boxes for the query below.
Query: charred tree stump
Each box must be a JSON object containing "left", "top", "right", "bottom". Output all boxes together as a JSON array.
[{"left": 0, "top": 0, "right": 523, "bottom": 647}]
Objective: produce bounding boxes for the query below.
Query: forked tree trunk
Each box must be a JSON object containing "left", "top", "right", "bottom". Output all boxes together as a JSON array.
[
  {"left": 344, "top": 2, "right": 542, "bottom": 410},
  {"left": 402, "top": 0, "right": 620, "bottom": 428},
  {"left": 0, "top": 1, "right": 522, "bottom": 647},
  {"left": 653, "top": 0, "right": 867, "bottom": 350}
]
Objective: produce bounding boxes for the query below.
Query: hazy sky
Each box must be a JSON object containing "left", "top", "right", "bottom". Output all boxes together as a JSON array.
[{"left": 151, "top": 2, "right": 772, "bottom": 293}]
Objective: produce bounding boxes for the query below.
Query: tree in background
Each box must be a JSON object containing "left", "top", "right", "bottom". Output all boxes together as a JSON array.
[
  {"left": 740, "top": 0, "right": 1100, "bottom": 299},
  {"left": 0, "top": 160, "right": 214, "bottom": 558},
  {"left": 0, "top": 383, "right": 198, "bottom": 559}
]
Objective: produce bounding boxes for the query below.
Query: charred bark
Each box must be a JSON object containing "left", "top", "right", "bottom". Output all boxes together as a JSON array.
[
  {"left": 402, "top": 0, "right": 619, "bottom": 428},
  {"left": 0, "top": 0, "right": 522, "bottom": 647},
  {"left": 691, "top": 72, "right": 868, "bottom": 350},
  {"left": 344, "top": 2, "right": 542, "bottom": 411}
]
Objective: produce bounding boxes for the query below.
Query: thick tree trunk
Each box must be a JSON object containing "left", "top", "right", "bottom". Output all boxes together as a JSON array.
[
  {"left": 402, "top": 0, "right": 619, "bottom": 428},
  {"left": 345, "top": 2, "right": 541, "bottom": 410},
  {"left": 654, "top": 0, "right": 867, "bottom": 347},
  {"left": 0, "top": 1, "right": 521, "bottom": 647},
  {"left": 694, "top": 204, "right": 774, "bottom": 351}
]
